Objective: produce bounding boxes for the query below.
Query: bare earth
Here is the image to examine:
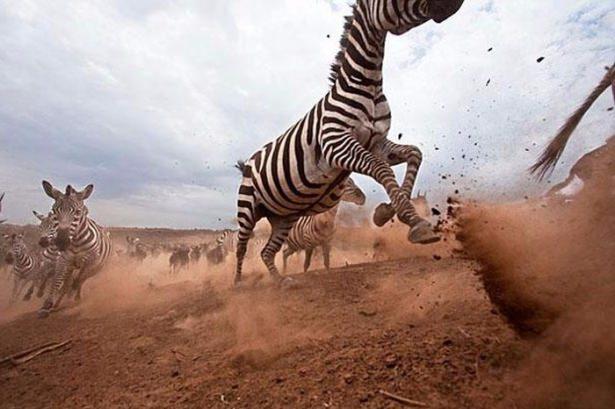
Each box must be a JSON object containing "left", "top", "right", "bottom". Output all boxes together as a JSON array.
[{"left": 0, "top": 255, "right": 525, "bottom": 409}]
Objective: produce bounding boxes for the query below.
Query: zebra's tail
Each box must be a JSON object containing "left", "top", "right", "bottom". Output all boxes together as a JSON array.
[
  {"left": 235, "top": 160, "right": 250, "bottom": 178},
  {"left": 530, "top": 63, "right": 615, "bottom": 180}
]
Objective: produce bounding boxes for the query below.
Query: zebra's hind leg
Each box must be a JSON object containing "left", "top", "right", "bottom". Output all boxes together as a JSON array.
[
  {"left": 373, "top": 141, "right": 424, "bottom": 227},
  {"left": 282, "top": 247, "right": 295, "bottom": 274},
  {"left": 23, "top": 282, "right": 35, "bottom": 301},
  {"left": 323, "top": 134, "right": 438, "bottom": 244},
  {"left": 261, "top": 216, "right": 299, "bottom": 286},
  {"left": 234, "top": 177, "right": 261, "bottom": 286}
]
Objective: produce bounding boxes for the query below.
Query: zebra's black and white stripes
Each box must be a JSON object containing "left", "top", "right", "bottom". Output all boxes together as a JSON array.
[
  {"left": 233, "top": 0, "right": 465, "bottom": 285},
  {"left": 282, "top": 178, "right": 366, "bottom": 273},
  {"left": 2, "top": 233, "right": 42, "bottom": 303},
  {"left": 38, "top": 181, "right": 112, "bottom": 318}
]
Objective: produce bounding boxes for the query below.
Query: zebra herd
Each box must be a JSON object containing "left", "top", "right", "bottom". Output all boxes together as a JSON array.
[
  {"left": 1, "top": 182, "right": 111, "bottom": 318},
  {"left": 1, "top": 0, "right": 471, "bottom": 315}
]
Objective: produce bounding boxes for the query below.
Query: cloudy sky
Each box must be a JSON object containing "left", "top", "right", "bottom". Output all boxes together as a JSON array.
[{"left": 0, "top": 0, "right": 613, "bottom": 228}]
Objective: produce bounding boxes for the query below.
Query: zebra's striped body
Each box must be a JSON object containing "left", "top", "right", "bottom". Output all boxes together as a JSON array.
[
  {"left": 2, "top": 233, "right": 43, "bottom": 303},
  {"left": 38, "top": 181, "right": 112, "bottom": 318},
  {"left": 234, "top": 0, "right": 465, "bottom": 285},
  {"left": 283, "top": 178, "right": 366, "bottom": 272},
  {"left": 33, "top": 210, "right": 60, "bottom": 298}
]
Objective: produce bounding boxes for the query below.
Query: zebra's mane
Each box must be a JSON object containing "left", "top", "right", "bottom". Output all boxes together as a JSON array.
[{"left": 328, "top": 3, "right": 359, "bottom": 85}]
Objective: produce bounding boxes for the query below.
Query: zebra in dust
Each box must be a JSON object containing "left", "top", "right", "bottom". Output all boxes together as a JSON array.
[
  {"left": 2, "top": 233, "right": 44, "bottom": 303},
  {"left": 215, "top": 229, "right": 267, "bottom": 262},
  {"left": 233, "top": 0, "right": 465, "bottom": 286},
  {"left": 169, "top": 245, "right": 190, "bottom": 275},
  {"left": 282, "top": 178, "right": 365, "bottom": 273},
  {"left": 126, "top": 236, "right": 148, "bottom": 262},
  {"left": 531, "top": 63, "right": 615, "bottom": 179},
  {"left": 32, "top": 210, "right": 60, "bottom": 298},
  {"left": 38, "top": 181, "right": 112, "bottom": 318}
]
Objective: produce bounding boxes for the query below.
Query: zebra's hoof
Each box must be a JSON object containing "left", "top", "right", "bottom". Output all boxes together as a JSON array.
[
  {"left": 37, "top": 309, "right": 51, "bottom": 319},
  {"left": 233, "top": 280, "right": 248, "bottom": 290},
  {"left": 373, "top": 203, "right": 396, "bottom": 227},
  {"left": 279, "top": 277, "right": 299, "bottom": 290},
  {"left": 409, "top": 221, "right": 440, "bottom": 245}
]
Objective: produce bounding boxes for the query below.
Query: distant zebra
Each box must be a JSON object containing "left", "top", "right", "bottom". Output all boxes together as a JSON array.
[
  {"left": 283, "top": 178, "right": 365, "bottom": 273},
  {"left": 531, "top": 63, "right": 615, "bottom": 179},
  {"left": 0, "top": 192, "right": 5, "bottom": 224},
  {"left": 233, "top": 0, "right": 465, "bottom": 286},
  {"left": 2, "top": 233, "right": 43, "bottom": 303},
  {"left": 38, "top": 181, "right": 112, "bottom": 318},
  {"left": 126, "top": 236, "right": 148, "bottom": 262},
  {"left": 190, "top": 245, "right": 202, "bottom": 264},
  {"left": 169, "top": 245, "right": 190, "bottom": 275},
  {"left": 215, "top": 230, "right": 266, "bottom": 262}
]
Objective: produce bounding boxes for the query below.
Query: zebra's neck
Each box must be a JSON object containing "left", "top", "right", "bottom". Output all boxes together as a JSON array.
[{"left": 331, "top": 2, "right": 386, "bottom": 93}]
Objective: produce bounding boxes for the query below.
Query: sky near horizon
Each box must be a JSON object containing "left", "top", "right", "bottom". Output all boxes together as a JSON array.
[{"left": 0, "top": 0, "right": 613, "bottom": 228}]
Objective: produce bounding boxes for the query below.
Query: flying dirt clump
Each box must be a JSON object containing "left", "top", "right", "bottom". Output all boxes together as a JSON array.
[{"left": 457, "top": 136, "right": 615, "bottom": 408}]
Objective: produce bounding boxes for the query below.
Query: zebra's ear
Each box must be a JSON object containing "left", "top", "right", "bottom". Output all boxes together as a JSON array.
[
  {"left": 32, "top": 210, "right": 45, "bottom": 221},
  {"left": 42, "top": 181, "right": 62, "bottom": 200},
  {"left": 79, "top": 184, "right": 94, "bottom": 200}
]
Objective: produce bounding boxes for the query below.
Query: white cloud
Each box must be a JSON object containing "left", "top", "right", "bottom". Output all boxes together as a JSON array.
[{"left": 0, "top": 0, "right": 613, "bottom": 227}]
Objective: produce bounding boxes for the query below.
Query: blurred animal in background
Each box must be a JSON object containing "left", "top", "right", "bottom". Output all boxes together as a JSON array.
[
  {"left": 126, "top": 236, "right": 148, "bottom": 262},
  {"left": 0, "top": 192, "right": 6, "bottom": 224},
  {"left": 282, "top": 178, "right": 366, "bottom": 273},
  {"left": 531, "top": 63, "right": 615, "bottom": 179},
  {"left": 169, "top": 245, "right": 190, "bottom": 275},
  {"left": 3, "top": 233, "right": 45, "bottom": 303},
  {"left": 190, "top": 244, "right": 202, "bottom": 264}
]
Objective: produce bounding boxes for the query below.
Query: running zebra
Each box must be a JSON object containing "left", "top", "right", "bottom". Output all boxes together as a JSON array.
[
  {"left": 38, "top": 181, "right": 112, "bottom": 318},
  {"left": 283, "top": 178, "right": 365, "bottom": 273},
  {"left": 233, "top": 0, "right": 465, "bottom": 286},
  {"left": 32, "top": 210, "right": 60, "bottom": 298},
  {"left": 2, "top": 233, "right": 43, "bottom": 303}
]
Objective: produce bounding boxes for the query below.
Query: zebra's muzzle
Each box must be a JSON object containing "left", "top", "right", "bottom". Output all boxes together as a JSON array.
[
  {"left": 5, "top": 253, "right": 14, "bottom": 265},
  {"left": 429, "top": 0, "right": 465, "bottom": 23},
  {"left": 54, "top": 229, "right": 71, "bottom": 251},
  {"left": 39, "top": 236, "right": 50, "bottom": 248}
]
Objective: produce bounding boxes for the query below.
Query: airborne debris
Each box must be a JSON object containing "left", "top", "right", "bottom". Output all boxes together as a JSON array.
[{"left": 536, "top": 56, "right": 545, "bottom": 63}]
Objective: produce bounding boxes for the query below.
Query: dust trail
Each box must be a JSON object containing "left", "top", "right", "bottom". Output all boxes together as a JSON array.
[{"left": 458, "top": 135, "right": 615, "bottom": 408}]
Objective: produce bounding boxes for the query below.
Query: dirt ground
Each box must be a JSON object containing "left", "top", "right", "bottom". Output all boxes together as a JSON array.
[
  {"left": 1, "top": 136, "right": 612, "bottom": 409},
  {"left": 0, "top": 249, "right": 527, "bottom": 409}
]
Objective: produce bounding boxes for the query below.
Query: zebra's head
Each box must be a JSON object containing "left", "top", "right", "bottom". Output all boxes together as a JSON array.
[
  {"left": 33, "top": 210, "right": 55, "bottom": 248},
  {"left": 341, "top": 178, "right": 366, "bottom": 206},
  {"left": 42, "top": 180, "right": 94, "bottom": 252},
  {"left": 2, "top": 233, "right": 26, "bottom": 265},
  {"left": 368, "top": 0, "right": 465, "bottom": 34}
]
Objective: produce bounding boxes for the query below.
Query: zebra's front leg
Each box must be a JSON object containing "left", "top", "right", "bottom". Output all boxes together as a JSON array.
[
  {"left": 282, "top": 246, "right": 295, "bottom": 274},
  {"left": 38, "top": 260, "right": 69, "bottom": 318},
  {"left": 322, "top": 243, "right": 332, "bottom": 271},
  {"left": 373, "top": 141, "right": 423, "bottom": 227},
  {"left": 261, "top": 216, "right": 299, "bottom": 286},
  {"left": 322, "top": 133, "right": 438, "bottom": 244}
]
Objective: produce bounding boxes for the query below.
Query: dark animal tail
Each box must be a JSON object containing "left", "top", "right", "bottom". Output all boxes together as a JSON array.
[{"left": 530, "top": 63, "right": 615, "bottom": 180}]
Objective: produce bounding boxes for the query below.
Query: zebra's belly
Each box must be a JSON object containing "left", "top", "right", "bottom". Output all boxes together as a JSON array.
[{"left": 252, "top": 158, "right": 349, "bottom": 217}]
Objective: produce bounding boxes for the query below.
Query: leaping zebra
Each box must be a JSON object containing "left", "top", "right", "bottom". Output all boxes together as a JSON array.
[
  {"left": 37, "top": 181, "right": 112, "bottom": 318},
  {"left": 283, "top": 178, "right": 366, "bottom": 273},
  {"left": 233, "top": 0, "right": 465, "bottom": 286}
]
